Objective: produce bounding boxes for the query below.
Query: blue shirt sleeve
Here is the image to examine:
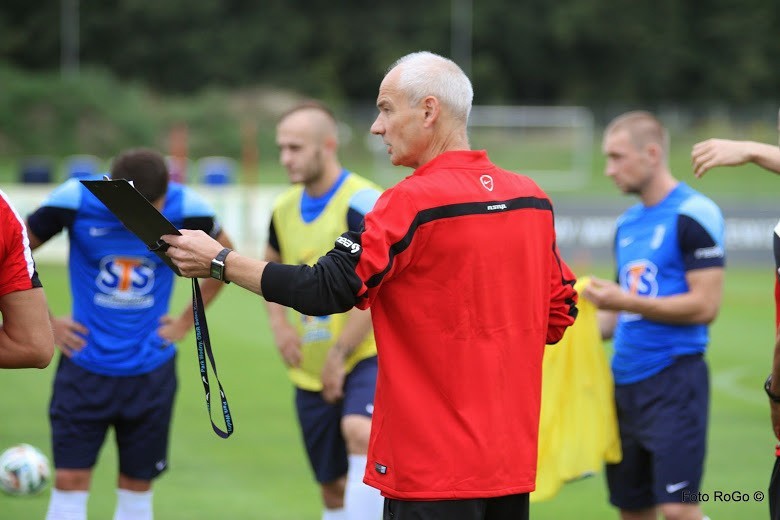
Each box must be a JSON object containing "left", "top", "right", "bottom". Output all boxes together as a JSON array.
[
  {"left": 346, "top": 188, "right": 381, "bottom": 232},
  {"left": 26, "top": 179, "right": 82, "bottom": 242},
  {"left": 40, "top": 178, "right": 83, "bottom": 210},
  {"left": 677, "top": 215, "right": 724, "bottom": 270}
]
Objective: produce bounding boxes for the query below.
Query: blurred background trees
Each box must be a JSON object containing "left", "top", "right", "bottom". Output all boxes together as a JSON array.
[
  {"left": 3, "top": 0, "right": 779, "bottom": 103},
  {"left": 0, "top": 0, "right": 778, "bottom": 158}
]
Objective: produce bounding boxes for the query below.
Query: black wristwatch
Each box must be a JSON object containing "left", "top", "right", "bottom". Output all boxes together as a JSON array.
[
  {"left": 765, "top": 375, "right": 780, "bottom": 403},
  {"left": 210, "top": 247, "right": 232, "bottom": 283}
]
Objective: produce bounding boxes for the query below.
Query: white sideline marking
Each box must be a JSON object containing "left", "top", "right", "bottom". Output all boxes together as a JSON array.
[{"left": 712, "top": 366, "right": 763, "bottom": 407}]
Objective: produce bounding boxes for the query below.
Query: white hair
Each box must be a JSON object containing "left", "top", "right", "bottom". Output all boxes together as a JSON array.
[{"left": 388, "top": 51, "right": 473, "bottom": 123}]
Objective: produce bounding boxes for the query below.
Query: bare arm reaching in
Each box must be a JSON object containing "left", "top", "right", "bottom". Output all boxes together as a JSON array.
[{"left": 692, "top": 138, "right": 780, "bottom": 177}]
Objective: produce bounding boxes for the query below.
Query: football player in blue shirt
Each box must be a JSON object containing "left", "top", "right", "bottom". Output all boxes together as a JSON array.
[
  {"left": 27, "top": 148, "right": 234, "bottom": 520},
  {"left": 583, "top": 111, "right": 725, "bottom": 520}
]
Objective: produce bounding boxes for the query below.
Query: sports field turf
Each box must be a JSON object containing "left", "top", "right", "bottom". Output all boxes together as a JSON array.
[{"left": 1, "top": 261, "right": 774, "bottom": 519}]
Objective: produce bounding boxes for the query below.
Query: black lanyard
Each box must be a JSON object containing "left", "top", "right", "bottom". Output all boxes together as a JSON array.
[{"left": 191, "top": 278, "right": 234, "bottom": 438}]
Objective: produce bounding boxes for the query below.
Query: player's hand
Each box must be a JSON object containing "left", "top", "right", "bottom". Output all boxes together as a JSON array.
[
  {"left": 272, "top": 321, "right": 302, "bottom": 368},
  {"left": 691, "top": 138, "right": 750, "bottom": 178},
  {"left": 157, "top": 315, "right": 189, "bottom": 344},
  {"left": 580, "top": 277, "right": 626, "bottom": 311},
  {"left": 321, "top": 346, "right": 346, "bottom": 404},
  {"left": 51, "top": 316, "right": 88, "bottom": 357}
]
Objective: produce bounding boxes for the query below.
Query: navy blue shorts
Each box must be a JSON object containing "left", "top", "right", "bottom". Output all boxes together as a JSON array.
[
  {"left": 607, "top": 354, "right": 709, "bottom": 509},
  {"left": 49, "top": 354, "right": 177, "bottom": 481},
  {"left": 295, "top": 356, "right": 377, "bottom": 484}
]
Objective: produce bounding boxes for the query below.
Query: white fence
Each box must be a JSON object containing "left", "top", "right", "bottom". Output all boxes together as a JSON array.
[
  {"left": 5, "top": 184, "right": 775, "bottom": 266},
  {"left": 5, "top": 184, "right": 287, "bottom": 262}
]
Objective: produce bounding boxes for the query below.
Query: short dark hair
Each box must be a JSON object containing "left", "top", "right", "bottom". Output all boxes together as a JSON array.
[{"left": 110, "top": 148, "right": 169, "bottom": 203}]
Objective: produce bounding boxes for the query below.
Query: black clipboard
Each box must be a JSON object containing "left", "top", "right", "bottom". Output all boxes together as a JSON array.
[{"left": 81, "top": 179, "right": 182, "bottom": 275}]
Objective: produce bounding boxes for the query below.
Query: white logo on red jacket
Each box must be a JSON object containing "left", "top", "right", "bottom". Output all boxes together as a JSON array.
[{"left": 480, "top": 175, "right": 494, "bottom": 192}]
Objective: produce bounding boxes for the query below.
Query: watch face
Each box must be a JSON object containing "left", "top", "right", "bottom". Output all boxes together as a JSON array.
[{"left": 210, "top": 260, "right": 224, "bottom": 280}]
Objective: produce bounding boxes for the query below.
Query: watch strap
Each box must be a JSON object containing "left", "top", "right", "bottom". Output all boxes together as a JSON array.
[{"left": 215, "top": 247, "right": 232, "bottom": 264}]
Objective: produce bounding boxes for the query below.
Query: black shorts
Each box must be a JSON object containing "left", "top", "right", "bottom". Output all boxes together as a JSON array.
[
  {"left": 383, "top": 493, "right": 529, "bottom": 520},
  {"left": 49, "top": 354, "right": 177, "bottom": 481},
  {"left": 295, "top": 356, "right": 377, "bottom": 483},
  {"left": 607, "top": 355, "right": 708, "bottom": 509}
]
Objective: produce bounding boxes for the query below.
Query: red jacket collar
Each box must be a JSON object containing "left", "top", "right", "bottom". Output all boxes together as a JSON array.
[{"left": 413, "top": 150, "right": 490, "bottom": 176}]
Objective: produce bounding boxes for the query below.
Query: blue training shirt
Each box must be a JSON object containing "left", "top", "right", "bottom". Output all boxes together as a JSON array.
[
  {"left": 27, "top": 175, "right": 221, "bottom": 376},
  {"left": 611, "top": 182, "right": 725, "bottom": 385}
]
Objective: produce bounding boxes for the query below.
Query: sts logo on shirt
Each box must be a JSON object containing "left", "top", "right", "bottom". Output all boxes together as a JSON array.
[
  {"left": 94, "top": 256, "right": 156, "bottom": 309},
  {"left": 300, "top": 314, "right": 332, "bottom": 344},
  {"left": 619, "top": 260, "right": 658, "bottom": 321}
]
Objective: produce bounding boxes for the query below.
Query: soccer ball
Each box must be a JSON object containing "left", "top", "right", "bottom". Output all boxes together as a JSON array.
[{"left": 0, "top": 443, "right": 51, "bottom": 496}]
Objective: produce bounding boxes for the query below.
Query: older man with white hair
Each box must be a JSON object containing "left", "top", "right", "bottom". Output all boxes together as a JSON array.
[{"left": 164, "top": 51, "right": 578, "bottom": 520}]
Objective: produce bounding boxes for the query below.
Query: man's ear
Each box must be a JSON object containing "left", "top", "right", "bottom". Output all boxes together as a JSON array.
[
  {"left": 422, "top": 96, "right": 440, "bottom": 127},
  {"left": 323, "top": 135, "right": 339, "bottom": 154},
  {"left": 645, "top": 142, "right": 663, "bottom": 165}
]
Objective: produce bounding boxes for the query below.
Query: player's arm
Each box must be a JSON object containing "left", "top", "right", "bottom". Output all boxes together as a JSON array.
[
  {"left": 587, "top": 206, "right": 725, "bottom": 325},
  {"left": 0, "top": 204, "right": 54, "bottom": 368},
  {"left": 586, "top": 268, "right": 723, "bottom": 324},
  {"left": 0, "top": 287, "right": 54, "bottom": 369},
  {"left": 0, "top": 194, "right": 54, "bottom": 368},
  {"left": 26, "top": 202, "right": 89, "bottom": 356},
  {"left": 692, "top": 138, "right": 780, "bottom": 178},
  {"left": 624, "top": 208, "right": 726, "bottom": 324},
  {"left": 26, "top": 217, "right": 88, "bottom": 356}
]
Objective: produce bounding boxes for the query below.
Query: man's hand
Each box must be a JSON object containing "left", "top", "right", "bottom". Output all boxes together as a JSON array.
[
  {"left": 321, "top": 345, "right": 347, "bottom": 404},
  {"left": 272, "top": 321, "right": 302, "bottom": 368},
  {"left": 52, "top": 316, "right": 88, "bottom": 357},
  {"left": 163, "top": 230, "right": 224, "bottom": 278},
  {"left": 580, "top": 277, "right": 627, "bottom": 311},
  {"left": 158, "top": 315, "right": 190, "bottom": 344},
  {"left": 691, "top": 138, "right": 751, "bottom": 178}
]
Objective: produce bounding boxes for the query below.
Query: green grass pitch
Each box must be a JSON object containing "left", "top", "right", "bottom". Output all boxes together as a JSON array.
[{"left": 0, "top": 263, "right": 775, "bottom": 519}]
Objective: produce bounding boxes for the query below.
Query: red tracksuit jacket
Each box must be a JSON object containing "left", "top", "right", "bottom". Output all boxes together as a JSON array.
[{"left": 263, "top": 150, "right": 578, "bottom": 500}]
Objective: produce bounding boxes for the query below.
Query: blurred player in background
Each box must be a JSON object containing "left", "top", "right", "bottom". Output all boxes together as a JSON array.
[
  {"left": 265, "top": 101, "right": 384, "bottom": 520},
  {"left": 26, "top": 148, "right": 233, "bottom": 520},
  {"left": 692, "top": 131, "right": 780, "bottom": 520},
  {"left": 584, "top": 111, "right": 725, "bottom": 520},
  {"left": 0, "top": 189, "right": 54, "bottom": 369},
  {"left": 163, "top": 51, "right": 578, "bottom": 520}
]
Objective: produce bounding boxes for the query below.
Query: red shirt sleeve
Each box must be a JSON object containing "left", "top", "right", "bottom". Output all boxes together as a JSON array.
[
  {"left": 0, "top": 193, "right": 38, "bottom": 297},
  {"left": 352, "top": 187, "right": 420, "bottom": 309},
  {"left": 546, "top": 239, "right": 578, "bottom": 344}
]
